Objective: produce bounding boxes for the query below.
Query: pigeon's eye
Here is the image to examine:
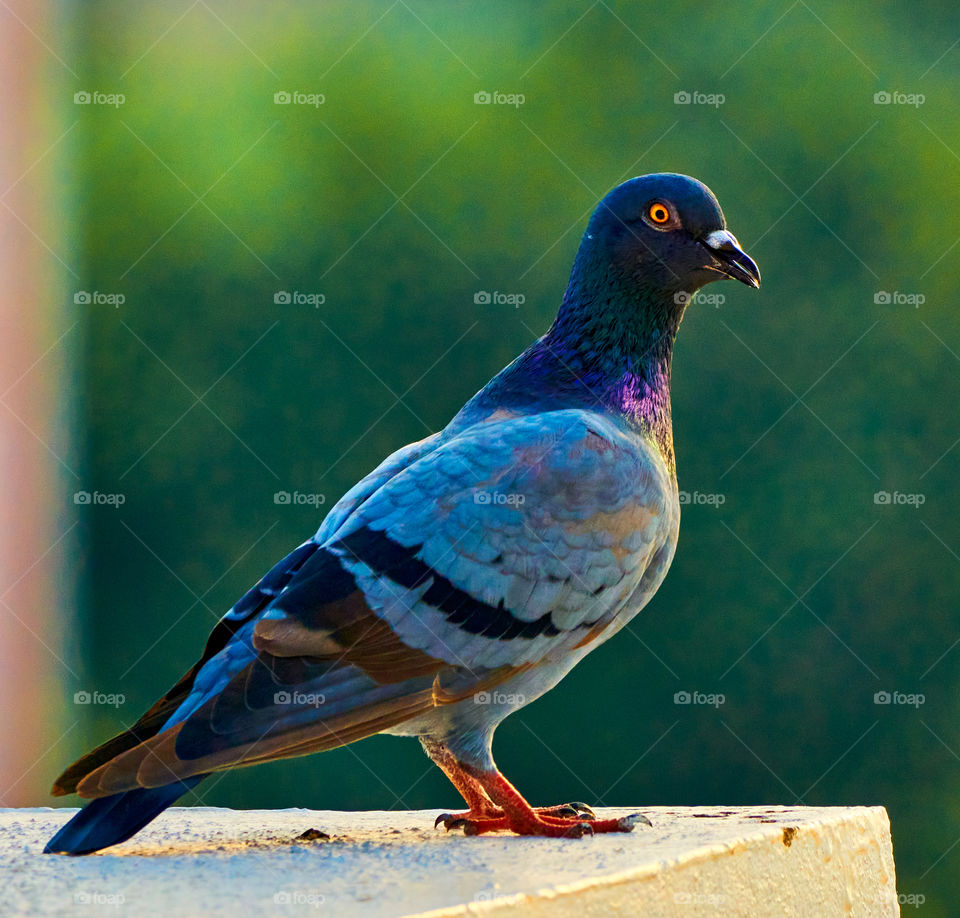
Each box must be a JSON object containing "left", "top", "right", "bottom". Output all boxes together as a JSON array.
[{"left": 647, "top": 202, "right": 671, "bottom": 224}]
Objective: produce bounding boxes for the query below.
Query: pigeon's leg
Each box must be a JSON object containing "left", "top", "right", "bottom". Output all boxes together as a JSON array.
[
  {"left": 423, "top": 740, "right": 600, "bottom": 832},
  {"left": 422, "top": 739, "right": 503, "bottom": 829}
]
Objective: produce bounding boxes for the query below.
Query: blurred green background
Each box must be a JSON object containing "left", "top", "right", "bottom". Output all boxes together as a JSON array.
[{"left": 50, "top": 0, "right": 960, "bottom": 911}]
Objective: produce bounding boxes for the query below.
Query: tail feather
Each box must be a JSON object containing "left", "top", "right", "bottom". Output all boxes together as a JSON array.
[{"left": 44, "top": 775, "right": 206, "bottom": 855}]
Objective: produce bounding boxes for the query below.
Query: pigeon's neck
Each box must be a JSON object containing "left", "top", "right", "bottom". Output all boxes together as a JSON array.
[
  {"left": 537, "top": 281, "right": 680, "bottom": 468},
  {"left": 463, "top": 269, "right": 682, "bottom": 473}
]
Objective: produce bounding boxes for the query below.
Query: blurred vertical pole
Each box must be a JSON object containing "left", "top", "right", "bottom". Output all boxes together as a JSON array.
[{"left": 0, "top": 0, "right": 74, "bottom": 804}]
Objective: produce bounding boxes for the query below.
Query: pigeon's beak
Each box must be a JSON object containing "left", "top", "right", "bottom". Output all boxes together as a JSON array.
[{"left": 701, "top": 229, "right": 761, "bottom": 289}]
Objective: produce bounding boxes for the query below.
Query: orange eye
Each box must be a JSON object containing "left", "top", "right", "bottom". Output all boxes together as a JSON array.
[{"left": 648, "top": 202, "right": 671, "bottom": 224}]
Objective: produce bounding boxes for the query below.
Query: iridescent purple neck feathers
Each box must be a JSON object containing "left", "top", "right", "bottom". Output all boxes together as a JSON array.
[
  {"left": 536, "top": 306, "right": 678, "bottom": 469},
  {"left": 457, "top": 294, "right": 681, "bottom": 471}
]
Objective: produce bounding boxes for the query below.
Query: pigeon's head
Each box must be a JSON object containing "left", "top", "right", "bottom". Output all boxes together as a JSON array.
[{"left": 579, "top": 173, "right": 760, "bottom": 299}]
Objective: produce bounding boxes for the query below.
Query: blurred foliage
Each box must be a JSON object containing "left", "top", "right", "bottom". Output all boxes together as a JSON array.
[{"left": 57, "top": 0, "right": 960, "bottom": 911}]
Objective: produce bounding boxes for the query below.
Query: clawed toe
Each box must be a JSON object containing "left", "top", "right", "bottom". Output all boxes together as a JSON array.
[
  {"left": 535, "top": 801, "right": 596, "bottom": 819},
  {"left": 619, "top": 812, "right": 653, "bottom": 830},
  {"left": 567, "top": 801, "right": 596, "bottom": 818},
  {"left": 434, "top": 810, "right": 508, "bottom": 835},
  {"left": 434, "top": 813, "right": 473, "bottom": 832},
  {"left": 553, "top": 803, "right": 595, "bottom": 819},
  {"left": 540, "top": 810, "right": 652, "bottom": 835}
]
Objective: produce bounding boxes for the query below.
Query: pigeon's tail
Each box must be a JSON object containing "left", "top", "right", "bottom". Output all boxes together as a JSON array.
[{"left": 43, "top": 775, "right": 206, "bottom": 855}]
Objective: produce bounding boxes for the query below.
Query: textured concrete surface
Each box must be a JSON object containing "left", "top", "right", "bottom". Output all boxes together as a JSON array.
[{"left": 2, "top": 805, "right": 898, "bottom": 917}]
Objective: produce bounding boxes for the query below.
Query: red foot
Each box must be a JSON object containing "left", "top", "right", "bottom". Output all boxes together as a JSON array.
[
  {"left": 455, "top": 810, "right": 646, "bottom": 837},
  {"left": 434, "top": 802, "right": 598, "bottom": 834},
  {"left": 422, "top": 739, "right": 651, "bottom": 839},
  {"left": 438, "top": 810, "right": 646, "bottom": 837},
  {"left": 436, "top": 766, "right": 650, "bottom": 838}
]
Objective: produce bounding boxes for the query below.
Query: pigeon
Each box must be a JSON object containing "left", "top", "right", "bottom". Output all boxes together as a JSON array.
[{"left": 45, "top": 173, "right": 759, "bottom": 854}]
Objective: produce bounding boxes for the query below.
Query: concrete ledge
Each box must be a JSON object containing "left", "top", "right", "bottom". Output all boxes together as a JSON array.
[{"left": 2, "top": 805, "right": 898, "bottom": 917}]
